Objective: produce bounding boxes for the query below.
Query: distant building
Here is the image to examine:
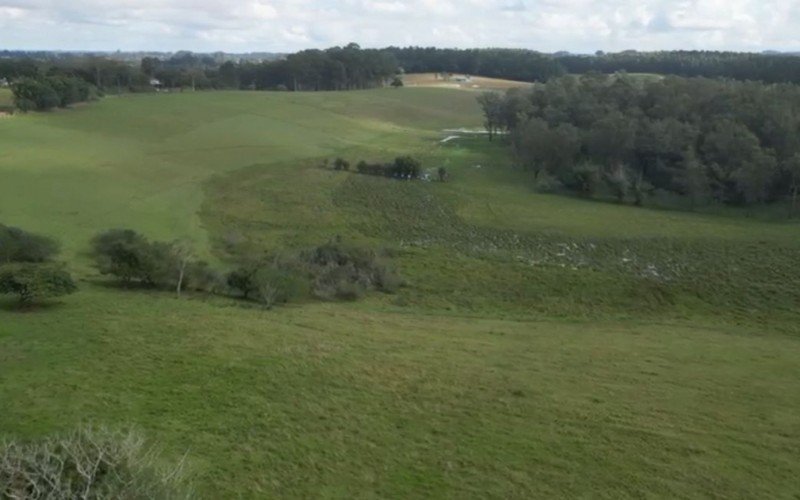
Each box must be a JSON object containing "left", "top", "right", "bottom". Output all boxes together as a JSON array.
[{"left": 149, "top": 78, "right": 162, "bottom": 88}]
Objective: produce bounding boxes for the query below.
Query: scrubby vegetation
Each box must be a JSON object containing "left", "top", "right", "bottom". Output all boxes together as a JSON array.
[
  {"left": 333, "top": 156, "right": 423, "bottom": 179},
  {"left": 481, "top": 73, "right": 800, "bottom": 211},
  {"left": 90, "top": 229, "right": 219, "bottom": 296},
  {"left": 0, "top": 427, "right": 188, "bottom": 499},
  {"left": 0, "top": 224, "right": 75, "bottom": 306},
  {"left": 90, "top": 229, "right": 398, "bottom": 308}
]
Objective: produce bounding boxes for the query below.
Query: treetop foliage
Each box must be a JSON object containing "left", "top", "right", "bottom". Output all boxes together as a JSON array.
[{"left": 482, "top": 73, "right": 800, "bottom": 209}]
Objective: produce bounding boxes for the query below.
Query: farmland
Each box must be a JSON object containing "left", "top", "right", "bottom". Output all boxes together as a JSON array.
[{"left": 1, "top": 88, "right": 799, "bottom": 498}]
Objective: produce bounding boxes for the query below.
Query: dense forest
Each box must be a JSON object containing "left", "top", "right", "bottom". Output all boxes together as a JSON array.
[
  {"left": 7, "top": 45, "right": 800, "bottom": 114},
  {"left": 478, "top": 74, "right": 800, "bottom": 210}
]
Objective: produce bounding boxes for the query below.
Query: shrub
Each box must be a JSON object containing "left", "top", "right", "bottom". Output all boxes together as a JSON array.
[
  {"left": 393, "top": 156, "right": 422, "bottom": 179},
  {"left": 227, "top": 262, "right": 308, "bottom": 308},
  {"left": 0, "top": 224, "right": 60, "bottom": 263},
  {"left": 0, "top": 427, "right": 188, "bottom": 499},
  {"left": 303, "top": 241, "right": 400, "bottom": 301},
  {"left": 333, "top": 157, "right": 350, "bottom": 171},
  {"left": 91, "top": 229, "right": 158, "bottom": 285},
  {"left": 0, "top": 262, "right": 77, "bottom": 305},
  {"left": 226, "top": 264, "right": 258, "bottom": 299},
  {"left": 90, "top": 230, "right": 186, "bottom": 288}
]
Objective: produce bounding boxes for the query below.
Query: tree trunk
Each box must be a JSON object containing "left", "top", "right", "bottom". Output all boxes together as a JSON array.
[{"left": 176, "top": 261, "right": 187, "bottom": 299}]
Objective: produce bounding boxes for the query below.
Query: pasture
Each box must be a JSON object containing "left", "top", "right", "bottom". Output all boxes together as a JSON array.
[{"left": 1, "top": 88, "right": 799, "bottom": 498}]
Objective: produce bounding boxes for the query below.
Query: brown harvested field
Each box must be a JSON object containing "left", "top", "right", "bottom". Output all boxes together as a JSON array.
[{"left": 402, "top": 73, "right": 534, "bottom": 91}]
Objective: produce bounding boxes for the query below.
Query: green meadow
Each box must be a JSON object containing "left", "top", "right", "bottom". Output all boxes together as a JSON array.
[{"left": 1, "top": 88, "right": 799, "bottom": 498}]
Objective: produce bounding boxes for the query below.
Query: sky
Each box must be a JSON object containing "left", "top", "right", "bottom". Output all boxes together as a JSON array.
[{"left": 1, "top": 0, "right": 799, "bottom": 53}]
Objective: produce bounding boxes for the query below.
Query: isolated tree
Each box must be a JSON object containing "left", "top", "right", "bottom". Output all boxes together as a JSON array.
[
  {"left": 477, "top": 92, "right": 504, "bottom": 141},
  {"left": 170, "top": 241, "right": 195, "bottom": 298},
  {"left": 0, "top": 224, "right": 59, "bottom": 263},
  {"left": 437, "top": 166, "right": 448, "bottom": 182},
  {"left": 0, "top": 263, "right": 76, "bottom": 305},
  {"left": 390, "top": 76, "right": 403, "bottom": 88}
]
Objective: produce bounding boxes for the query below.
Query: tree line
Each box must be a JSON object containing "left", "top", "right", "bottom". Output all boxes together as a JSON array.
[
  {"left": 478, "top": 74, "right": 800, "bottom": 210},
  {"left": 8, "top": 47, "right": 800, "bottom": 112},
  {"left": 557, "top": 51, "right": 800, "bottom": 85},
  {"left": 0, "top": 224, "right": 399, "bottom": 309}
]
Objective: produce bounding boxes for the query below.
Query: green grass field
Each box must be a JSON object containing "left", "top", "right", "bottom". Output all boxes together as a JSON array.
[{"left": 1, "top": 89, "right": 799, "bottom": 498}]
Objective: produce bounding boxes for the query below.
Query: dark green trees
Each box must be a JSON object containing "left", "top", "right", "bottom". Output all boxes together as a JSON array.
[
  {"left": 0, "top": 224, "right": 76, "bottom": 305},
  {"left": 482, "top": 73, "right": 800, "bottom": 210}
]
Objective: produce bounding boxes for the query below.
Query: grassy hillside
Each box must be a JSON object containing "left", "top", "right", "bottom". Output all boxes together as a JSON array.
[{"left": 1, "top": 89, "right": 799, "bottom": 498}]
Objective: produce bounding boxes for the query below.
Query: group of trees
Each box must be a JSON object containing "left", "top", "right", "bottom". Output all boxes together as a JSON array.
[
  {"left": 0, "top": 224, "right": 77, "bottom": 305},
  {"left": 387, "top": 47, "right": 800, "bottom": 85},
  {"left": 90, "top": 230, "right": 216, "bottom": 298},
  {"left": 480, "top": 73, "right": 800, "bottom": 209},
  {"left": 90, "top": 230, "right": 400, "bottom": 309},
  {"left": 386, "top": 47, "right": 566, "bottom": 83},
  {"left": 558, "top": 51, "right": 800, "bottom": 84},
  {"left": 11, "top": 75, "right": 97, "bottom": 111},
  {"left": 245, "top": 44, "right": 398, "bottom": 91},
  {"left": 331, "top": 155, "right": 450, "bottom": 182},
  {"left": 8, "top": 47, "right": 800, "bottom": 111},
  {"left": 352, "top": 156, "right": 423, "bottom": 179},
  {"left": 0, "top": 224, "right": 400, "bottom": 310},
  {"left": 2, "top": 44, "right": 400, "bottom": 107}
]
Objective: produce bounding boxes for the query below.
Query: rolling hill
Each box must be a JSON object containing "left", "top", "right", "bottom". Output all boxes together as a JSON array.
[{"left": 1, "top": 88, "right": 799, "bottom": 498}]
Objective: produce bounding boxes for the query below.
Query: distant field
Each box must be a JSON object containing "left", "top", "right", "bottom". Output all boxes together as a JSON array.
[
  {"left": 1, "top": 88, "right": 799, "bottom": 498},
  {"left": 403, "top": 73, "right": 534, "bottom": 91}
]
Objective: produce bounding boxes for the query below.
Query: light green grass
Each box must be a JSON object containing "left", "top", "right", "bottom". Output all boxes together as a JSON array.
[
  {"left": 0, "top": 89, "right": 480, "bottom": 266},
  {"left": 1, "top": 89, "right": 799, "bottom": 498}
]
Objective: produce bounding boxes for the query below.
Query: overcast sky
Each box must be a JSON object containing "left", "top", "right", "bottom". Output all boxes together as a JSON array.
[{"left": 2, "top": 0, "right": 799, "bottom": 53}]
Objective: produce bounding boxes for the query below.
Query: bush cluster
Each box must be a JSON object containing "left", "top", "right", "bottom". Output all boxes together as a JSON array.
[
  {"left": 0, "top": 223, "right": 76, "bottom": 306},
  {"left": 12, "top": 76, "right": 97, "bottom": 112},
  {"left": 91, "top": 229, "right": 400, "bottom": 309},
  {"left": 91, "top": 229, "right": 221, "bottom": 296},
  {"left": 226, "top": 240, "right": 401, "bottom": 307},
  {"left": 351, "top": 156, "right": 422, "bottom": 179}
]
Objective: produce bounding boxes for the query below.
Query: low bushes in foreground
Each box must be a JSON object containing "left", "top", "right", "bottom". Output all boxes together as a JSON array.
[{"left": 0, "top": 426, "right": 188, "bottom": 499}]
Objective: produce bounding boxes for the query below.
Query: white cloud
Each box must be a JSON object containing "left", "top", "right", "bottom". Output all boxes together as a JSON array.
[{"left": 0, "top": 0, "right": 798, "bottom": 52}]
